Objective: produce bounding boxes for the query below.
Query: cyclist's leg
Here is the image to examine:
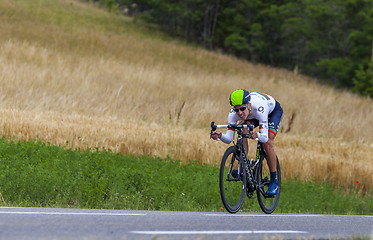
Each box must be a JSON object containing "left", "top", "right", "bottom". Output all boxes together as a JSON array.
[
  {"left": 263, "top": 101, "right": 283, "bottom": 195},
  {"left": 263, "top": 101, "right": 282, "bottom": 171},
  {"left": 262, "top": 132, "right": 277, "bottom": 172},
  {"left": 262, "top": 133, "right": 278, "bottom": 196}
]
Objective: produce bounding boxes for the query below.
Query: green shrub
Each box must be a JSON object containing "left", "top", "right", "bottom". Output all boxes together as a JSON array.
[{"left": 353, "top": 63, "right": 373, "bottom": 97}]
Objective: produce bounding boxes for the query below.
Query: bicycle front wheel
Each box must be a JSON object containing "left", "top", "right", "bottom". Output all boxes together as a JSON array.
[
  {"left": 219, "top": 146, "right": 246, "bottom": 213},
  {"left": 256, "top": 155, "right": 281, "bottom": 214}
]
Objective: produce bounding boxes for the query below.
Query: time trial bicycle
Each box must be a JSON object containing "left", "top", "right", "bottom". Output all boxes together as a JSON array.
[{"left": 210, "top": 121, "right": 281, "bottom": 214}]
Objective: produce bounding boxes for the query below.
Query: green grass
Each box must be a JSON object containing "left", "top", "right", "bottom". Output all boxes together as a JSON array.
[{"left": 0, "top": 137, "right": 372, "bottom": 215}]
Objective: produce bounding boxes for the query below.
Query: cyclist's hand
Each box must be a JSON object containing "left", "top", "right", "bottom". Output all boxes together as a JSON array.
[
  {"left": 250, "top": 130, "right": 258, "bottom": 139},
  {"left": 211, "top": 131, "right": 222, "bottom": 140}
]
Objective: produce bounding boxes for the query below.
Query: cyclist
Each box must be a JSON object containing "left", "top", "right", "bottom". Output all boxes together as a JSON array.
[{"left": 211, "top": 89, "right": 283, "bottom": 196}]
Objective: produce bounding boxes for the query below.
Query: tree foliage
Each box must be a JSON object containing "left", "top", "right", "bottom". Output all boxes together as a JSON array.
[{"left": 85, "top": 0, "right": 373, "bottom": 97}]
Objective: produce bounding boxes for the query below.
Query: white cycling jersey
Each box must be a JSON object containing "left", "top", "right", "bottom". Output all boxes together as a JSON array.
[{"left": 220, "top": 91, "right": 276, "bottom": 144}]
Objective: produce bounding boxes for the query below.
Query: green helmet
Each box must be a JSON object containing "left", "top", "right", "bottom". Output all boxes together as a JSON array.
[{"left": 229, "top": 89, "right": 250, "bottom": 106}]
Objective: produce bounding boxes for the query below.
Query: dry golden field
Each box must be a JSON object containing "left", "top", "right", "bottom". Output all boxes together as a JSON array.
[{"left": 1, "top": 0, "right": 372, "bottom": 192}]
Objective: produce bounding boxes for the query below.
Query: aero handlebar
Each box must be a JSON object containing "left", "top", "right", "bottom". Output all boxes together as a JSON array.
[
  {"left": 210, "top": 121, "right": 254, "bottom": 131},
  {"left": 210, "top": 121, "right": 258, "bottom": 141}
]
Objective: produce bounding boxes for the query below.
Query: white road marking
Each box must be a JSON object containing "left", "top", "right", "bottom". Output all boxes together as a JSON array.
[
  {"left": 132, "top": 230, "right": 308, "bottom": 235},
  {"left": 0, "top": 211, "right": 145, "bottom": 216}
]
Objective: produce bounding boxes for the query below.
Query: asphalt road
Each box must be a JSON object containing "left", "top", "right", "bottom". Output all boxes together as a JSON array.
[{"left": 0, "top": 207, "right": 372, "bottom": 239}]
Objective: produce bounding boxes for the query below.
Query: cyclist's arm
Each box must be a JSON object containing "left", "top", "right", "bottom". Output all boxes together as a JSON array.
[
  {"left": 257, "top": 120, "right": 269, "bottom": 143},
  {"left": 220, "top": 110, "right": 239, "bottom": 144},
  {"left": 220, "top": 130, "right": 234, "bottom": 144},
  {"left": 256, "top": 107, "right": 270, "bottom": 143}
]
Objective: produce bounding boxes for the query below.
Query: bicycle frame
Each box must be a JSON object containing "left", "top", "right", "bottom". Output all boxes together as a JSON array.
[
  {"left": 212, "top": 122, "right": 273, "bottom": 191},
  {"left": 211, "top": 121, "right": 281, "bottom": 213},
  {"left": 211, "top": 122, "right": 259, "bottom": 192},
  {"left": 237, "top": 128, "right": 269, "bottom": 198}
]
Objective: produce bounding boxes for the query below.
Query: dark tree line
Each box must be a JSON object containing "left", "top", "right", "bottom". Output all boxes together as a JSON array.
[{"left": 84, "top": 0, "right": 373, "bottom": 97}]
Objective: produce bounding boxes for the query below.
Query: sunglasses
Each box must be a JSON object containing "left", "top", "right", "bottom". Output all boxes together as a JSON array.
[{"left": 233, "top": 105, "right": 247, "bottom": 112}]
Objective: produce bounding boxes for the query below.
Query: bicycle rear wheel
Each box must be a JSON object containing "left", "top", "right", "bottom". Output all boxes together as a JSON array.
[
  {"left": 219, "top": 146, "right": 246, "bottom": 213},
  {"left": 256, "top": 155, "right": 281, "bottom": 214}
]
